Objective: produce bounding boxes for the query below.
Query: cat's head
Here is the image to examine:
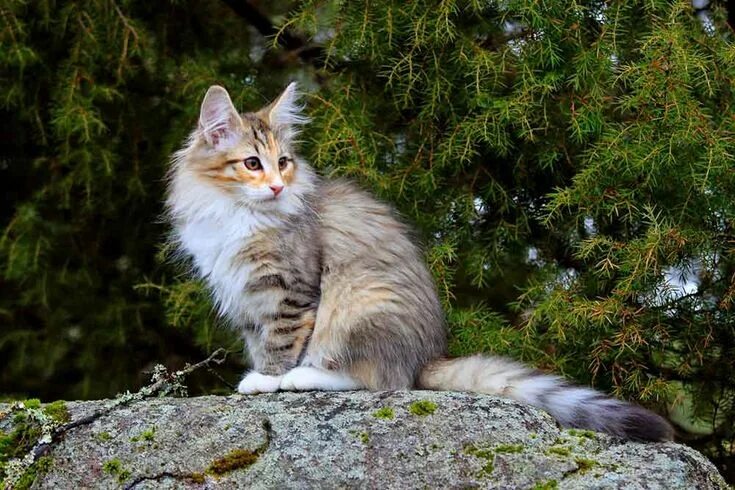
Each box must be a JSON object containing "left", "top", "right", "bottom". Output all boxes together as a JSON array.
[{"left": 170, "top": 83, "right": 315, "bottom": 217}]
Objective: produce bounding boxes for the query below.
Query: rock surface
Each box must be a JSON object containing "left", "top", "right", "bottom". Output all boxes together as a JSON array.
[{"left": 1, "top": 391, "right": 727, "bottom": 489}]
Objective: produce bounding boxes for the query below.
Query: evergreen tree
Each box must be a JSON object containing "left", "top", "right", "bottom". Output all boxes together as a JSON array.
[
  {"left": 0, "top": 0, "right": 297, "bottom": 398},
  {"left": 1, "top": 0, "right": 733, "bottom": 480}
]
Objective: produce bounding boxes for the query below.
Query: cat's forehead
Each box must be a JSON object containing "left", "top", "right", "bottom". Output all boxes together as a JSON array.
[
  {"left": 239, "top": 113, "right": 283, "bottom": 154},
  {"left": 240, "top": 113, "right": 269, "bottom": 134}
]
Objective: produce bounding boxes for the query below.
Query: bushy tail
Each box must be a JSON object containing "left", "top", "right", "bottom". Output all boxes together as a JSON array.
[{"left": 418, "top": 356, "right": 673, "bottom": 441}]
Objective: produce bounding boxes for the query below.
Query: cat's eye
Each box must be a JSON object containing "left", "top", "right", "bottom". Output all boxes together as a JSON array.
[
  {"left": 278, "top": 156, "right": 290, "bottom": 171},
  {"left": 243, "top": 157, "right": 262, "bottom": 171}
]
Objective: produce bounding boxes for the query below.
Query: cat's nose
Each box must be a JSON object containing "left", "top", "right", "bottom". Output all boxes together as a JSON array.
[{"left": 269, "top": 185, "right": 284, "bottom": 197}]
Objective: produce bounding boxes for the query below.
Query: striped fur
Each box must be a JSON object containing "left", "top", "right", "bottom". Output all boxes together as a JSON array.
[
  {"left": 419, "top": 357, "right": 673, "bottom": 441},
  {"left": 167, "top": 84, "right": 673, "bottom": 441}
]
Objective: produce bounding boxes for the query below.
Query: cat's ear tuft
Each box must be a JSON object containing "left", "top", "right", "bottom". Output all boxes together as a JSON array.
[
  {"left": 198, "top": 85, "right": 241, "bottom": 148},
  {"left": 260, "top": 82, "right": 309, "bottom": 139}
]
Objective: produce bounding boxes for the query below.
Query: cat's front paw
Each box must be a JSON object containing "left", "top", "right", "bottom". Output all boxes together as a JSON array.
[
  {"left": 279, "top": 367, "right": 318, "bottom": 391},
  {"left": 236, "top": 371, "right": 282, "bottom": 394}
]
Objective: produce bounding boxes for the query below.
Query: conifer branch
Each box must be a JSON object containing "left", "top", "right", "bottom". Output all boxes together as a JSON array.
[{"left": 218, "top": 0, "right": 324, "bottom": 64}]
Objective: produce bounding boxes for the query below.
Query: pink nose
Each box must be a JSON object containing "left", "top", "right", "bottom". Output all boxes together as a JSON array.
[{"left": 269, "top": 185, "right": 284, "bottom": 197}]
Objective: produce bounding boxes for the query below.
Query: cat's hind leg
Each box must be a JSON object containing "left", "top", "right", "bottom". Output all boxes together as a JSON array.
[{"left": 280, "top": 366, "right": 361, "bottom": 391}]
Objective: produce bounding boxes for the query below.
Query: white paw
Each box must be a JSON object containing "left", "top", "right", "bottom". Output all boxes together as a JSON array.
[
  {"left": 280, "top": 367, "right": 322, "bottom": 391},
  {"left": 279, "top": 366, "right": 360, "bottom": 391},
  {"left": 237, "top": 372, "right": 283, "bottom": 394}
]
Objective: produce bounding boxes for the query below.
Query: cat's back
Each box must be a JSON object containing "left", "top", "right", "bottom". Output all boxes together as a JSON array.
[
  {"left": 316, "top": 179, "right": 416, "bottom": 263},
  {"left": 310, "top": 179, "right": 447, "bottom": 384},
  {"left": 315, "top": 178, "right": 441, "bottom": 312}
]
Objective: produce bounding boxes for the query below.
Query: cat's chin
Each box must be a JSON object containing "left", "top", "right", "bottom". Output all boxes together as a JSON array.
[
  {"left": 236, "top": 194, "right": 299, "bottom": 214},
  {"left": 235, "top": 198, "right": 275, "bottom": 211}
]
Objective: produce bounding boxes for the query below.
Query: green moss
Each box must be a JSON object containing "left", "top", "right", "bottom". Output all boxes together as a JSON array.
[
  {"left": 102, "top": 459, "right": 123, "bottom": 474},
  {"left": 479, "top": 460, "right": 494, "bottom": 475},
  {"left": 21, "top": 400, "right": 41, "bottom": 410},
  {"left": 0, "top": 430, "right": 14, "bottom": 460},
  {"left": 408, "top": 400, "right": 437, "bottom": 416},
  {"left": 131, "top": 426, "right": 156, "bottom": 443},
  {"left": 372, "top": 407, "right": 395, "bottom": 419},
  {"left": 102, "top": 458, "right": 131, "bottom": 483},
  {"left": 0, "top": 410, "right": 43, "bottom": 465},
  {"left": 0, "top": 399, "right": 71, "bottom": 486},
  {"left": 567, "top": 429, "right": 596, "bottom": 440},
  {"left": 118, "top": 469, "right": 131, "bottom": 483},
  {"left": 43, "top": 401, "right": 70, "bottom": 424},
  {"left": 206, "top": 449, "right": 259, "bottom": 476},
  {"left": 463, "top": 444, "right": 495, "bottom": 476},
  {"left": 463, "top": 441, "right": 524, "bottom": 477},
  {"left": 546, "top": 445, "right": 571, "bottom": 457},
  {"left": 532, "top": 480, "right": 558, "bottom": 490},
  {"left": 13, "top": 456, "right": 53, "bottom": 490},
  {"left": 463, "top": 444, "right": 493, "bottom": 459},
  {"left": 141, "top": 427, "right": 156, "bottom": 441},
  {"left": 190, "top": 472, "right": 206, "bottom": 484},
  {"left": 494, "top": 444, "right": 524, "bottom": 454},
  {"left": 574, "top": 457, "right": 598, "bottom": 473},
  {"left": 37, "top": 457, "right": 53, "bottom": 473},
  {"left": 348, "top": 430, "right": 370, "bottom": 445},
  {"left": 96, "top": 431, "right": 112, "bottom": 442}
]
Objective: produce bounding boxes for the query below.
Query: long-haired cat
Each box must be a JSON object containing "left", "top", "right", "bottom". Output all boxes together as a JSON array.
[{"left": 166, "top": 83, "right": 673, "bottom": 441}]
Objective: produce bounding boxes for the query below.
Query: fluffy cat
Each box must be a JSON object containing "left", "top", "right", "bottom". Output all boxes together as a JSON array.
[{"left": 166, "top": 83, "right": 673, "bottom": 441}]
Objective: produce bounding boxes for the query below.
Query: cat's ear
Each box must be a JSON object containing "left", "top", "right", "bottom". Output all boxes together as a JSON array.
[
  {"left": 198, "top": 85, "right": 242, "bottom": 148},
  {"left": 259, "top": 82, "right": 309, "bottom": 139}
]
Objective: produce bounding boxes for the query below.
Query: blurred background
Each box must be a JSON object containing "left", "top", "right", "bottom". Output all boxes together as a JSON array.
[{"left": 1, "top": 0, "right": 734, "bottom": 481}]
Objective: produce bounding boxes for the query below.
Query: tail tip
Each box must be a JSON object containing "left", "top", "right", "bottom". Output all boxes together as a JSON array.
[{"left": 622, "top": 406, "right": 674, "bottom": 442}]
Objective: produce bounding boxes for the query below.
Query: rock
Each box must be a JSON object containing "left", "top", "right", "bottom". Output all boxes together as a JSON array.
[{"left": 1, "top": 391, "right": 727, "bottom": 489}]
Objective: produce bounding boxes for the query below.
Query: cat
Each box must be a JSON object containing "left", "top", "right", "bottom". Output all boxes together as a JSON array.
[{"left": 166, "top": 83, "right": 674, "bottom": 441}]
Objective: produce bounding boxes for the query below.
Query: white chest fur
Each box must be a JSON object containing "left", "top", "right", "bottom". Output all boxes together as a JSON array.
[{"left": 176, "top": 210, "right": 284, "bottom": 325}]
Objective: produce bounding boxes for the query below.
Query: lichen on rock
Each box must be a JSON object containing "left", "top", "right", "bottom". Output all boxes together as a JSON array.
[{"left": 0, "top": 391, "right": 728, "bottom": 489}]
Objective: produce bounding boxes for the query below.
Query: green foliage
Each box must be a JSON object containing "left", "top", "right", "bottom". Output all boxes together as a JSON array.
[
  {"left": 0, "top": 0, "right": 285, "bottom": 399},
  {"left": 287, "top": 0, "right": 735, "bottom": 478},
  {"left": 2, "top": 0, "right": 735, "bottom": 481}
]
